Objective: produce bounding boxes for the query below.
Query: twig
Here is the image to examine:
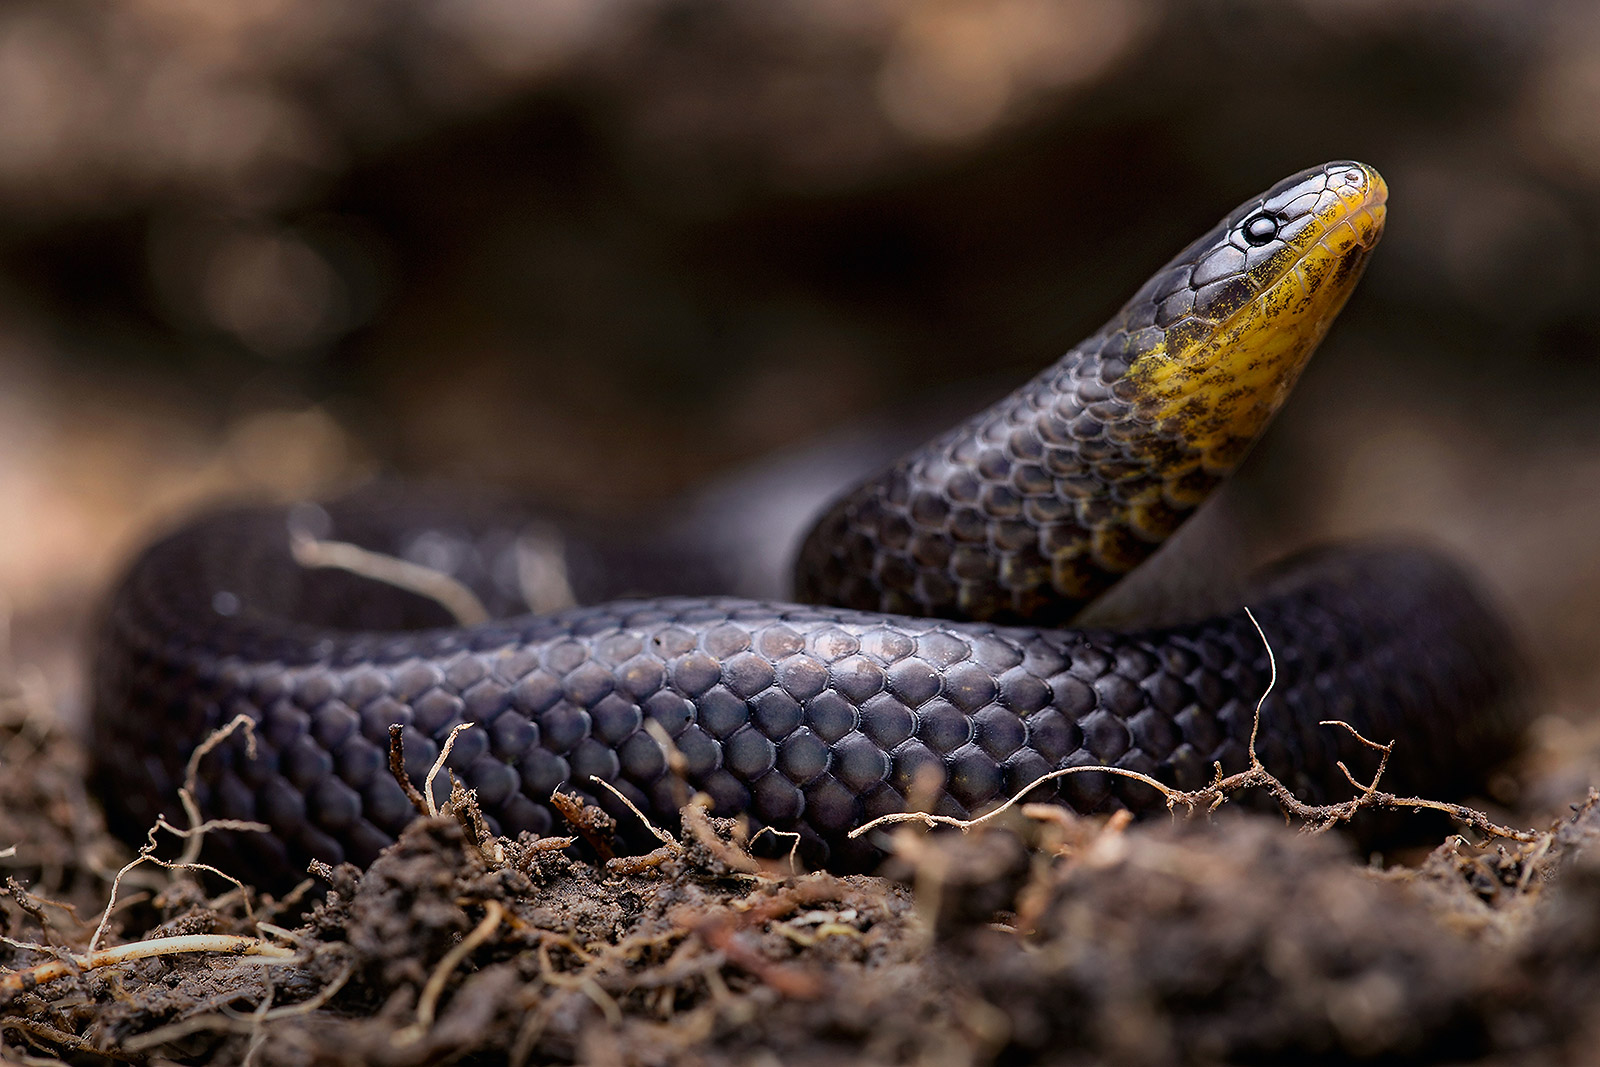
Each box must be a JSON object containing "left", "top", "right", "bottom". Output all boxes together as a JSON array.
[
  {"left": 848, "top": 763, "right": 1175, "bottom": 840},
  {"left": 446, "top": 776, "right": 507, "bottom": 864},
  {"left": 3, "top": 880, "right": 56, "bottom": 948},
  {"left": 0, "top": 934, "right": 296, "bottom": 998},
  {"left": 89, "top": 835, "right": 267, "bottom": 955},
  {"left": 605, "top": 846, "right": 679, "bottom": 875},
  {"left": 678, "top": 801, "right": 762, "bottom": 876},
  {"left": 850, "top": 606, "right": 1542, "bottom": 845},
  {"left": 388, "top": 725, "right": 429, "bottom": 814},
  {"left": 424, "top": 723, "right": 474, "bottom": 817},
  {"left": 290, "top": 531, "right": 489, "bottom": 626},
  {"left": 1243, "top": 606, "right": 1273, "bottom": 763},
  {"left": 389, "top": 723, "right": 508, "bottom": 864},
  {"left": 549, "top": 791, "right": 617, "bottom": 861},
  {"left": 176, "top": 714, "right": 260, "bottom": 866},
  {"left": 88, "top": 715, "right": 275, "bottom": 953},
  {"left": 749, "top": 827, "right": 803, "bottom": 875},
  {"left": 641, "top": 720, "right": 692, "bottom": 810},
  {"left": 587, "top": 776, "right": 676, "bottom": 847},
  {"left": 2, "top": 1016, "right": 140, "bottom": 1061},
  {"left": 514, "top": 523, "right": 577, "bottom": 614}
]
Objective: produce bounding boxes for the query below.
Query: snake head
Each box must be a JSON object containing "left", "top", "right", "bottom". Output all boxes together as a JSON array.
[
  {"left": 798, "top": 161, "right": 1390, "bottom": 618},
  {"left": 1111, "top": 161, "right": 1388, "bottom": 480}
]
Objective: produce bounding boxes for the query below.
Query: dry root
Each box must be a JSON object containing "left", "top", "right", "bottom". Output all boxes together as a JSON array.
[
  {"left": 289, "top": 528, "right": 490, "bottom": 626},
  {"left": 0, "top": 600, "right": 1552, "bottom": 1063},
  {"left": 0, "top": 715, "right": 299, "bottom": 1007},
  {"left": 850, "top": 608, "right": 1541, "bottom": 846}
]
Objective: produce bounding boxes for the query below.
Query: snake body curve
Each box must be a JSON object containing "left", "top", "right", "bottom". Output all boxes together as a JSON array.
[{"left": 91, "top": 162, "right": 1527, "bottom": 878}]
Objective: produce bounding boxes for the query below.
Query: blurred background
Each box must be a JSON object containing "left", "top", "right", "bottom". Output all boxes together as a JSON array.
[{"left": 2, "top": 0, "right": 1599, "bottom": 811}]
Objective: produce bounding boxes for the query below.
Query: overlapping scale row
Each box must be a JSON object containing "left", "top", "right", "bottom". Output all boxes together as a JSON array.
[
  {"left": 795, "top": 163, "right": 1385, "bottom": 625},
  {"left": 93, "top": 513, "right": 1522, "bottom": 879},
  {"left": 793, "top": 342, "right": 1182, "bottom": 625},
  {"left": 91, "top": 165, "right": 1512, "bottom": 884}
]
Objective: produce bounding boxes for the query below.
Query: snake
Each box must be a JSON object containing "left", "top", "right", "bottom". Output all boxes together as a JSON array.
[{"left": 91, "top": 161, "right": 1526, "bottom": 880}]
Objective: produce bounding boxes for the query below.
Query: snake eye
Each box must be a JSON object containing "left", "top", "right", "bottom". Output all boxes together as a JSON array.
[{"left": 1242, "top": 213, "right": 1279, "bottom": 246}]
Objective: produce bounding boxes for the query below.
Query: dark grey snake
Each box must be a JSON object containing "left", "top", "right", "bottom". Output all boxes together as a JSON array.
[{"left": 91, "top": 161, "right": 1526, "bottom": 880}]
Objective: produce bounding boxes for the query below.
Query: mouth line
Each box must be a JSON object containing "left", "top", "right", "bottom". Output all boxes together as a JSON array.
[{"left": 1137, "top": 185, "right": 1386, "bottom": 395}]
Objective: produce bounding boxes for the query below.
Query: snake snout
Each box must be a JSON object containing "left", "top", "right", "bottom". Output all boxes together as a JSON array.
[{"left": 1321, "top": 160, "right": 1388, "bottom": 251}]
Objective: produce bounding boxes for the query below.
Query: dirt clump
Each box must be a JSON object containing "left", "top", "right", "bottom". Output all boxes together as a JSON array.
[{"left": 2, "top": 709, "right": 1600, "bottom": 1065}]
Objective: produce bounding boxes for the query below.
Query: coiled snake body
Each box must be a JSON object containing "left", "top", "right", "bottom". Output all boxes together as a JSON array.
[{"left": 92, "top": 162, "right": 1526, "bottom": 879}]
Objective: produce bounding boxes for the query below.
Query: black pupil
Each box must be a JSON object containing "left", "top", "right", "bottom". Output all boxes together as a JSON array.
[{"left": 1243, "top": 214, "right": 1278, "bottom": 245}]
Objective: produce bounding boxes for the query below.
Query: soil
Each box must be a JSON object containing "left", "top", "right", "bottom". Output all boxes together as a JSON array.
[
  {"left": 2, "top": 693, "right": 1600, "bottom": 1066},
  {"left": 2, "top": 4, "right": 1599, "bottom": 1063}
]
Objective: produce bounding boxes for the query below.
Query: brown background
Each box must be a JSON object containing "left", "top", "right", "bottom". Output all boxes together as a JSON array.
[{"left": 2, "top": 0, "right": 1598, "bottom": 806}]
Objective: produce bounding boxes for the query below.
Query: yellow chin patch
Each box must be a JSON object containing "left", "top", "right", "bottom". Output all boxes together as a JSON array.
[{"left": 1129, "top": 170, "right": 1387, "bottom": 479}]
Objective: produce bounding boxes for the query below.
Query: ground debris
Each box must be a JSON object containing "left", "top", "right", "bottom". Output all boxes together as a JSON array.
[{"left": 5, "top": 719, "right": 1600, "bottom": 1063}]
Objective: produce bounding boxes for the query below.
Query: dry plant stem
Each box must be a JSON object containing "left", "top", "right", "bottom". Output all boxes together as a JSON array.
[
  {"left": 387, "top": 724, "right": 429, "bottom": 814},
  {"left": 1516, "top": 833, "right": 1556, "bottom": 895},
  {"left": 449, "top": 777, "right": 506, "bottom": 863},
  {"left": 0, "top": 934, "right": 296, "bottom": 998},
  {"left": 289, "top": 532, "right": 490, "bottom": 626},
  {"left": 4, "top": 1016, "right": 138, "bottom": 1062},
  {"left": 127, "top": 998, "right": 258, "bottom": 1053},
  {"left": 177, "top": 714, "right": 260, "bottom": 866},
  {"left": 670, "top": 906, "right": 822, "bottom": 999},
  {"left": 515, "top": 523, "right": 578, "bottom": 615},
  {"left": 0, "top": 934, "right": 55, "bottom": 956},
  {"left": 3, "top": 880, "right": 55, "bottom": 947},
  {"left": 850, "top": 608, "right": 1541, "bottom": 845},
  {"left": 606, "top": 846, "right": 679, "bottom": 875},
  {"left": 392, "top": 900, "right": 506, "bottom": 1046},
  {"left": 749, "top": 827, "right": 804, "bottom": 874},
  {"left": 424, "top": 723, "right": 475, "bottom": 817},
  {"left": 92, "top": 839, "right": 269, "bottom": 955},
  {"left": 386, "top": 724, "right": 509, "bottom": 863},
  {"left": 528, "top": 940, "right": 623, "bottom": 1024},
  {"left": 548, "top": 790, "right": 618, "bottom": 860},
  {"left": 80, "top": 717, "right": 279, "bottom": 957},
  {"left": 516, "top": 836, "right": 578, "bottom": 857},
  {"left": 123, "top": 1014, "right": 260, "bottom": 1055},
  {"left": 87, "top": 832, "right": 266, "bottom": 956},
  {"left": 678, "top": 801, "right": 763, "bottom": 876},
  {"left": 587, "top": 775, "right": 677, "bottom": 847}
]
